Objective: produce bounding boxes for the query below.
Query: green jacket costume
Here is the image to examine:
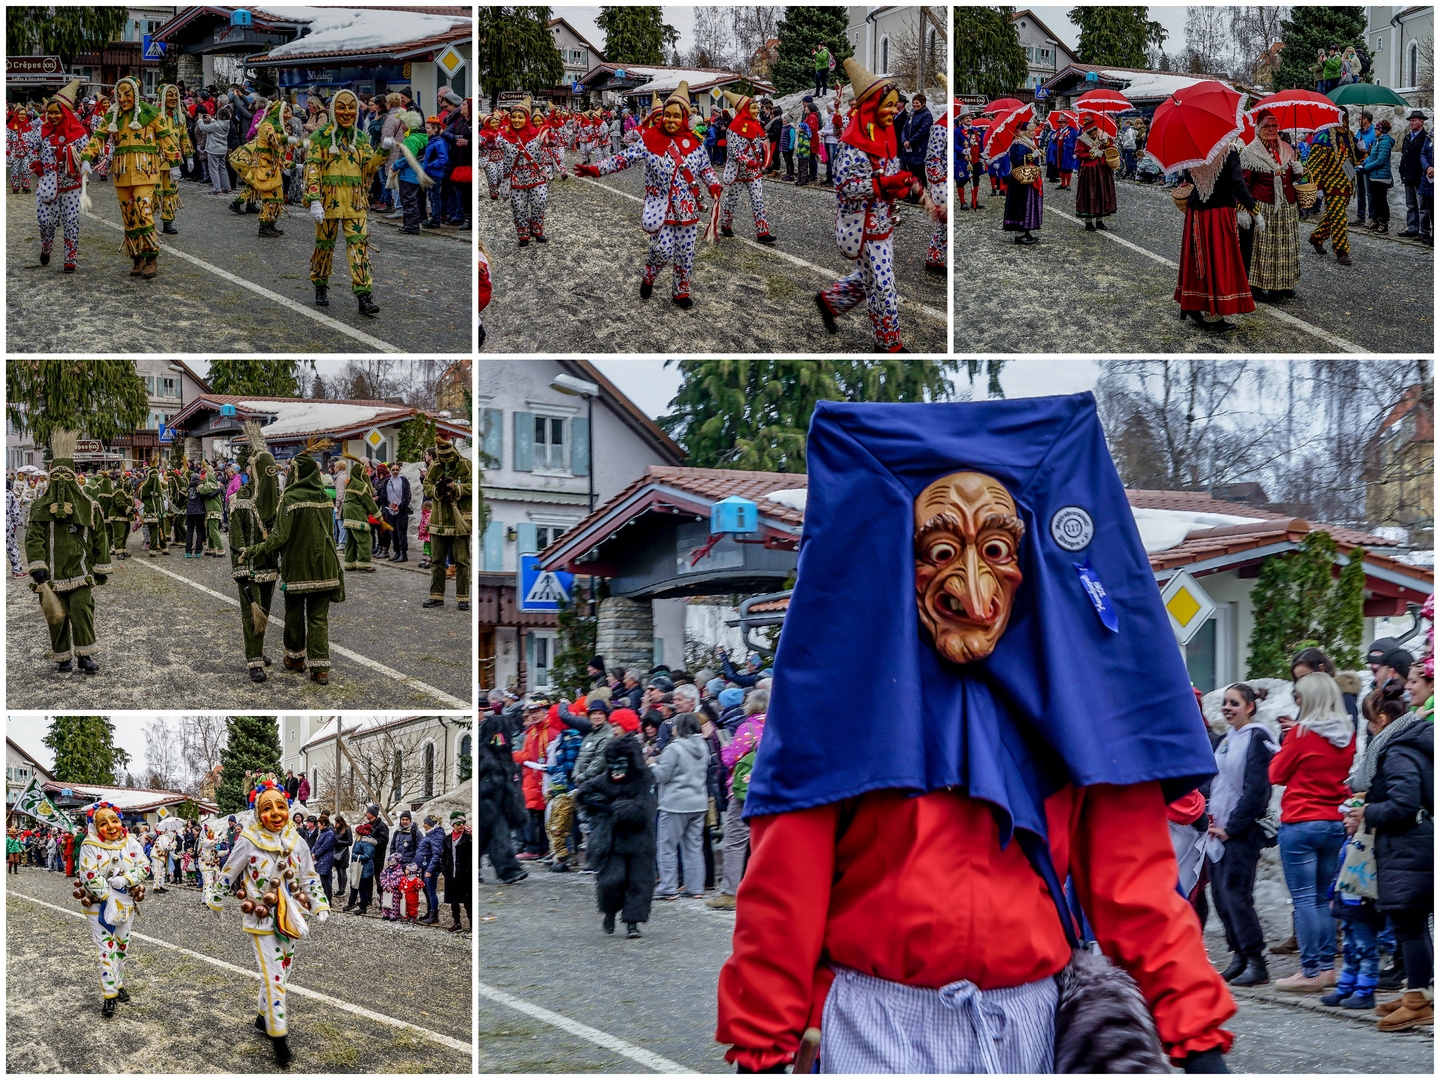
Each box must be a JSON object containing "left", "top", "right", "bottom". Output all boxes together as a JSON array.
[
  {"left": 138, "top": 467, "right": 167, "bottom": 524},
  {"left": 423, "top": 440, "right": 473, "bottom": 537},
  {"left": 229, "top": 438, "right": 281, "bottom": 586},
  {"left": 340, "top": 458, "right": 380, "bottom": 531},
  {"left": 199, "top": 471, "right": 223, "bottom": 519},
  {"left": 245, "top": 454, "right": 346, "bottom": 602}
]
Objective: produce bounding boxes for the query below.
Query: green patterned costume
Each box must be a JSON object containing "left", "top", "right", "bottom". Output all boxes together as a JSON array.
[
  {"left": 422, "top": 438, "right": 472, "bottom": 608},
  {"left": 198, "top": 468, "right": 224, "bottom": 553},
  {"left": 303, "top": 89, "right": 386, "bottom": 302},
  {"left": 137, "top": 466, "right": 169, "bottom": 555},
  {"left": 229, "top": 426, "right": 280, "bottom": 678},
  {"left": 340, "top": 456, "right": 380, "bottom": 570},
  {"left": 108, "top": 474, "right": 133, "bottom": 556}
]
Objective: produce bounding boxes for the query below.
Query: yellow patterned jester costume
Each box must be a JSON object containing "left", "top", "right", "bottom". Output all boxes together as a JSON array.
[
  {"left": 156, "top": 83, "right": 193, "bottom": 234},
  {"left": 302, "top": 89, "right": 385, "bottom": 315},
  {"left": 80, "top": 75, "right": 180, "bottom": 278},
  {"left": 231, "top": 99, "right": 293, "bottom": 236}
]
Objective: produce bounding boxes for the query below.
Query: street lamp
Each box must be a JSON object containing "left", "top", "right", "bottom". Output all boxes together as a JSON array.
[{"left": 548, "top": 372, "right": 598, "bottom": 512}]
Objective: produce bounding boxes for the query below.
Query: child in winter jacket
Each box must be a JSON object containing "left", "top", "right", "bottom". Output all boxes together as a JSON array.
[
  {"left": 392, "top": 112, "right": 433, "bottom": 235},
  {"left": 399, "top": 862, "right": 424, "bottom": 920},
  {"left": 780, "top": 121, "right": 796, "bottom": 181},
  {"left": 421, "top": 115, "right": 450, "bottom": 227},
  {"left": 378, "top": 851, "right": 405, "bottom": 919}
]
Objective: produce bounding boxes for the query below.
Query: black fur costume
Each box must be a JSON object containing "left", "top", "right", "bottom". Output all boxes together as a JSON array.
[
  {"left": 575, "top": 735, "right": 658, "bottom": 925},
  {"left": 477, "top": 713, "right": 526, "bottom": 884}
]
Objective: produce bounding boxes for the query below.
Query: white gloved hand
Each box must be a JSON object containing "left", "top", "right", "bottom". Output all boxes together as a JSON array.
[
  {"left": 1236, "top": 209, "right": 1252, "bottom": 229},
  {"left": 309, "top": 201, "right": 325, "bottom": 223},
  {"left": 186, "top": 158, "right": 194, "bottom": 170},
  {"left": 316, "top": 909, "right": 330, "bottom": 923},
  {"left": 381, "top": 137, "right": 395, "bottom": 149},
  {"left": 170, "top": 167, "right": 181, "bottom": 180},
  {"left": 1253, "top": 211, "right": 1267, "bottom": 233},
  {"left": 81, "top": 161, "right": 91, "bottom": 176},
  {"left": 107, "top": 875, "right": 129, "bottom": 890}
]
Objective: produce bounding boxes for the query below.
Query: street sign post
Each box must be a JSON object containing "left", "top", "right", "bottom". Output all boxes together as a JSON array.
[
  {"left": 1161, "top": 571, "right": 1216, "bottom": 645},
  {"left": 517, "top": 554, "right": 573, "bottom": 612},
  {"left": 6, "top": 56, "right": 66, "bottom": 85},
  {"left": 142, "top": 35, "right": 167, "bottom": 61},
  {"left": 157, "top": 424, "right": 176, "bottom": 444}
]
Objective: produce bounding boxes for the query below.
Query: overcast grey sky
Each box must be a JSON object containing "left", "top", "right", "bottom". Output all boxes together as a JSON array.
[{"left": 1027, "top": 6, "right": 1192, "bottom": 57}]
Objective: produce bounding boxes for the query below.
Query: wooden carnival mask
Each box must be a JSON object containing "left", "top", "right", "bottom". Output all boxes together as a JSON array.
[
  {"left": 255, "top": 788, "right": 290, "bottom": 834},
  {"left": 914, "top": 471, "right": 1025, "bottom": 664},
  {"left": 94, "top": 807, "right": 124, "bottom": 843}
]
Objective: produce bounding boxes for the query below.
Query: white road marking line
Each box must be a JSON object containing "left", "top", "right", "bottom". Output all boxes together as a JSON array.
[
  {"left": 478, "top": 979, "right": 688, "bottom": 1073},
  {"left": 133, "top": 558, "right": 468, "bottom": 708},
  {"left": 574, "top": 175, "right": 948, "bottom": 324},
  {"left": 10, "top": 891, "right": 472, "bottom": 1056},
  {"left": 1045, "top": 205, "right": 1364, "bottom": 354},
  {"left": 81, "top": 210, "right": 401, "bottom": 352}
]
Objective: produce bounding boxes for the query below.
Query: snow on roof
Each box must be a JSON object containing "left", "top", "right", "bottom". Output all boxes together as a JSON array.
[
  {"left": 240, "top": 400, "right": 400, "bottom": 437},
  {"left": 1099, "top": 69, "right": 1225, "bottom": 100},
  {"left": 301, "top": 715, "right": 411, "bottom": 750},
  {"left": 607, "top": 65, "right": 771, "bottom": 95},
  {"left": 48, "top": 783, "right": 212, "bottom": 811},
  {"left": 764, "top": 488, "right": 808, "bottom": 513},
  {"left": 261, "top": 6, "right": 469, "bottom": 58},
  {"left": 1131, "top": 507, "right": 1265, "bottom": 553}
]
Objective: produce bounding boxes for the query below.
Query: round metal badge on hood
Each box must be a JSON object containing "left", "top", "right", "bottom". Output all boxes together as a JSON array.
[{"left": 1049, "top": 506, "right": 1094, "bottom": 551}]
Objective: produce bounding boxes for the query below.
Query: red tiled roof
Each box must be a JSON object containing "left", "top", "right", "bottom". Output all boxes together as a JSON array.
[{"left": 1125, "top": 489, "right": 1396, "bottom": 549}]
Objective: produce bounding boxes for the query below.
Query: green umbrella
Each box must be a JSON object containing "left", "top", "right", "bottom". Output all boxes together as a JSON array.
[{"left": 1327, "top": 82, "right": 1411, "bottom": 108}]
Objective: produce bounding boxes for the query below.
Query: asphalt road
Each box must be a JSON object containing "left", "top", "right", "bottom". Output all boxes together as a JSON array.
[
  {"left": 479, "top": 853, "right": 1432, "bottom": 1074},
  {"left": 6, "top": 868, "right": 472, "bottom": 1074},
  {"left": 5, "top": 181, "right": 472, "bottom": 354},
  {"left": 955, "top": 174, "right": 1433, "bottom": 354},
  {"left": 479, "top": 146, "right": 947, "bottom": 354},
  {"left": 6, "top": 528, "right": 472, "bottom": 710}
]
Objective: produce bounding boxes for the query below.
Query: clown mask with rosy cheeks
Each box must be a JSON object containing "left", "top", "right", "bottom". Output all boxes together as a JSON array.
[
  {"left": 117, "top": 82, "right": 135, "bottom": 111},
  {"left": 94, "top": 807, "right": 124, "bottom": 843},
  {"left": 914, "top": 471, "right": 1025, "bottom": 664},
  {"left": 256, "top": 789, "right": 290, "bottom": 834}
]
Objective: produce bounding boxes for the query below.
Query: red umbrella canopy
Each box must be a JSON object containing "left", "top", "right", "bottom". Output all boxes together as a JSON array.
[
  {"left": 1074, "top": 88, "right": 1133, "bottom": 112},
  {"left": 1247, "top": 89, "right": 1345, "bottom": 133},
  {"left": 983, "top": 101, "right": 1036, "bottom": 162},
  {"left": 982, "top": 97, "right": 1025, "bottom": 116},
  {"left": 1047, "top": 110, "right": 1078, "bottom": 131},
  {"left": 1146, "top": 80, "right": 1246, "bottom": 172},
  {"left": 1079, "top": 112, "right": 1119, "bottom": 138}
]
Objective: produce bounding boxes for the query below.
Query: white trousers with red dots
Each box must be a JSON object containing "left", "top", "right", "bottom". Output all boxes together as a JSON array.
[
  {"left": 86, "top": 910, "right": 133, "bottom": 999},
  {"left": 821, "top": 235, "right": 902, "bottom": 351},
  {"left": 253, "top": 931, "right": 297, "bottom": 1036},
  {"left": 644, "top": 223, "right": 698, "bottom": 298}
]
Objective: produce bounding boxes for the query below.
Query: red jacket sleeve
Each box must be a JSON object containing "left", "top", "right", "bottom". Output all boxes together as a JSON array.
[
  {"left": 1267, "top": 726, "right": 1304, "bottom": 786},
  {"left": 1070, "top": 783, "right": 1236, "bottom": 1062},
  {"left": 716, "top": 805, "right": 838, "bottom": 1071}
]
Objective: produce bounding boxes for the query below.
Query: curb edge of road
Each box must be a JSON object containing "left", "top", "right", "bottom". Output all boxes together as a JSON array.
[{"left": 1228, "top": 981, "right": 1435, "bottom": 1034}]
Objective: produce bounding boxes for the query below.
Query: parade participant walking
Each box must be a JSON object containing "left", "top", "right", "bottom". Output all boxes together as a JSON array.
[
  {"left": 155, "top": 84, "right": 194, "bottom": 235},
  {"left": 24, "top": 430, "right": 112, "bottom": 675},
  {"left": 137, "top": 460, "right": 169, "bottom": 556},
  {"left": 89, "top": 470, "right": 115, "bottom": 561},
  {"left": 80, "top": 76, "right": 181, "bottom": 279},
  {"left": 575, "top": 734, "right": 658, "bottom": 939},
  {"left": 238, "top": 446, "right": 347, "bottom": 685},
  {"left": 1057, "top": 121, "right": 1078, "bottom": 189},
  {"left": 717, "top": 90, "right": 776, "bottom": 244},
  {"left": 923, "top": 83, "right": 948, "bottom": 273},
  {"left": 1074, "top": 113, "right": 1118, "bottom": 231},
  {"left": 576, "top": 82, "right": 722, "bottom": 308},
  {"left": 8, "top": 105, "right": 36, "bottom": 193},
  {"left": 231, "top": 98, "right": 293, "bottom": 237},
  {"left": 1174, "top": 141, "right": 1259, "bottom": 331},
  {"left": 421, "top": 435, "right": 471, "bottom": 611},
  {"left": 228, "top": 422, "right": 278, "bottom": 682},
  {"left": 815, "top": 58, "right": 919, "bottom": 354},
  {"left": 30, "top": 80, "right": 88, "bottom": 273},
  {"left": 1239, "top": 112, "right": 1304, "bottom": 300},
  {"left": 340, "top": 454, "right": 381, "bottom": 572},
  {"left": 1002, "top": 119, "right": 1044, "bottom": 245},
  {"left": 198, "top": 823, "right": 222, "bottom": 900},
  {"left": 478, "top": 711, "right": 527, "bottom": 886},
  {"left": 75, "top": 801, "right": 148, "bottom": 1017},
  {"left": 1306, "top": 128, "right": 1354, "bottom": 265},
  {"left": 198, "top": 464, "right": 224, "bottom": 556},
  {"left": 956, "top": 114, "right": 983, "bottom": 211},
  {"left": 498, "top": 96, "right": 555, "bottom": 246},
  {"left": 302, "top": 88, "right": 385, "bottom": 315},
  {"left": 481, "top": 112, "right": 504, "bottom": 199},
  {"left": 208, "top": 773, "right": 330, "bottom": 1067},
  {"left": 107, "top": 471, "right": 133, "bottom": 559}
]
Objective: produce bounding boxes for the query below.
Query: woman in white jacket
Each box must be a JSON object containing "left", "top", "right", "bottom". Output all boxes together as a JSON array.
[{"left": 649, "top": 713, "right": 711, "bottom": 900}]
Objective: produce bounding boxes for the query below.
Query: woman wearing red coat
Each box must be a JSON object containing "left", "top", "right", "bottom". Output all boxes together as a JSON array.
[{"left": 512, "top": 694, "right": 555, "bottom": 857}]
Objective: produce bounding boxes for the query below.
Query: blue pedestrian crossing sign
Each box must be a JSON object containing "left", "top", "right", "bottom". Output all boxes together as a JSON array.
[
  {"left": 157, "top": 424, "right": 176, "bottom": 444},
  {"left": 517, "top": 554, "right": 573, "bottom": 612},
  {"left": 142, "top": 35, "right": 167, "bottom": 60}
]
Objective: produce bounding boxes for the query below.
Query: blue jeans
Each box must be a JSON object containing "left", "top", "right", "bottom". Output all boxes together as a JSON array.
[
  {"left": 1338, "top": 916, "right": 1380, "bottom": 989},
  {"left": 1278, "top": 819, "right": 1346, "bottom": 975},
  {"left": 423, "top": 871, "right": 439, "bottom": 915}
]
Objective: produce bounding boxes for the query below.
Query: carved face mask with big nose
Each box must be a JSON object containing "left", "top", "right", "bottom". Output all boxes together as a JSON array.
[{"left": 914, "top": 471, "right": 1025, "bottom": 664}]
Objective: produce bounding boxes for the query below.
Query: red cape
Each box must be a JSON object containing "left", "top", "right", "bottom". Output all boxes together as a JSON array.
[
  {"left": 641, "top": 124, "right": 701, "bottom": 157},
  {"left": 840, "top": 87, "right": 897, "bottom": 159}
]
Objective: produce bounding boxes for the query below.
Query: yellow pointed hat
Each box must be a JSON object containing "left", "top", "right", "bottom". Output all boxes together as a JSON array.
[
  {"left": 511, "top": 96, "right": 532, "bottom": 114},
  {"left": 722, "top": 89, "right": 745, "bottom": 109},
  {"left": 50, "top": 78, "right": 81, "bottom": 113},
  {"left": 844, "top": 57, "right": 887, "bottom": 103},
  {"left": 665, "top": 80, "right": 691, "bottom": 112}
]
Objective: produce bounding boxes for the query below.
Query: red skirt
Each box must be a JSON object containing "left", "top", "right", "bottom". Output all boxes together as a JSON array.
[{"left": 1174, "top": 206, "right": 1255, "bottom": 316}]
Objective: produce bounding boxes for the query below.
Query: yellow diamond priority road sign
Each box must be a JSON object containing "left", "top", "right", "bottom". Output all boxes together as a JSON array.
[{"left": 1160, "top": 571, "right": 1216, "bottom": 645}]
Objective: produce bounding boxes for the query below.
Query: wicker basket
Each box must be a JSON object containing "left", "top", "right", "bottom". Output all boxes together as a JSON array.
[
  {"left": 1103, "top": 145, "right": 1121, "bottom": 170},
  {"left": 1170, "top": 183, "right": 1194, "bottom": 212},
  {"left": 1293, "top": 180, "right": 1319, "bottom": 208},
  {"left": 1012, "top": 163, "right": 1041, "bottom": 185}
]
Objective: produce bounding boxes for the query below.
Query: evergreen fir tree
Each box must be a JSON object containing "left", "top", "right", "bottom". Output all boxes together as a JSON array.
[
  {"left": 771, "top": 7, "right": 853, "bottom": 95},
  {"left": 42, "top": 717, "right": 130, "bottom": 785},
  {"left": 595, "top": 6, "right": 678, "bottom": 66},
  {"left": 215, "top": 716, "right": 282, "bottom": 814},
  {"left": 956, "top": 8, "right": 1029, "bottom": 100},
  {"left": 206, "top": 359, "right": 316, "bottom": 397},
  {"left": 1246, "top": 556, "right": 1302, "bottom": 679},
  {"left": 7, "top": 360, "right": 149, "bottom": 449},
  {"left": 1069, "top": 6, "right": 1168, "bottom": 68},
  {"left": 1246, "top": 532, "right": 1368, "bottom": 678},
  {"left": 478, "top": 6, "right": 565, "bottom": 105},
  {"left": 1272, "top": 7, "right": 1369, "bottom": 93},
  {"left": 552, "top": 586, "right": 600, "bottom": 700},
  {"left": 1323, "top": 548, "right": 1367, "bottom": 670}
]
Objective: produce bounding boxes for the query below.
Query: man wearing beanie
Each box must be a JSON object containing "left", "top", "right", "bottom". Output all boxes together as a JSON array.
[{"left": 442, "top": 810, "right": 471, "bottom": 931}]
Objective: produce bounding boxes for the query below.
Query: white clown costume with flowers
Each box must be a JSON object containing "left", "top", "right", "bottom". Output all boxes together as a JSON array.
[
  {"left": 208, "top": 776, "right": 329, "bottom": 1039},
  {"left": 76, "top": 801, "right": 148, "bottom": 1002}
]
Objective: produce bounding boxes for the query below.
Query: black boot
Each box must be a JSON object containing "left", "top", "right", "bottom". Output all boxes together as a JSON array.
[
  {"left": 163, "top": 221, "right": 178, "bottom": 235},
  {"left": 720, "top": 226, "right": 734, "bottom": 237},
  {"left": 229, "top": 199, "right": 247, "bottom": 215},
  {"left": 1220, "top": 954, "right": 1248, "bottom": 982},
  {"left": 314, "top": 284, "right": 330, "bottom": 307},
  {"left": 258, "top": 222, "right": 283, "bottom": 237},
  {"left": 603, "top": 911, "right": 616, "bottom": 934},
  {"left": 255, "top": 1013, "right": 266, "bottom": 1031},
  {"left": 457, "top": 600, "right": 470, "bottom": 611},
  {"left": 639, "top": 279, "right": 653, "bottom": 299},
  {"left": 77, "top": 655, "right": 97, "bottom": 674},
  {"left": 40, "top": 250, "right": 50, "bottom": 265},
  {"left": 56, "top": 660, "right": 73, "bottom": 673},
  {"left": 270, "top": 1035, "right": 292, "bottom": 1067},
  {"left": 115, "top": 987, "right": 131, "bottom": 1002},
  {"left": 1096, "top": 219, "right": 1108, "bottom": 231},
  {"left": 102, "top": 996, "right": 116, "bottom": 1017},
  {"left": 250, "top": 667, "right": 267, "bottom": 682},
  {"left": 1085, "top": 221, "right": 1096, "bottom": 231},
  {"left": 357, "top": 293, "right": 379, "bottom": 316},
  {"left": 422, "top": 598, "right": 444, "bottom": 608},
  {"left": 626, "top": 923, "right": 642, "bottom": 939},
  {"left": 814, "top": 292, "right": 838, "bottom": 333},
  {"left": 1230, "top": 954, "right": 1269, "bottom": 987}
]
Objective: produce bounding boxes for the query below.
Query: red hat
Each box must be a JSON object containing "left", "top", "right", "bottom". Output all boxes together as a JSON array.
[{"left": 609, "top": 707, "right": 641, "bottom": 733}]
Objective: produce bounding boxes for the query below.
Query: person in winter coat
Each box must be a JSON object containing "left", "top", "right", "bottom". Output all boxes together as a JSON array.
[
  {"left": 575, "top": 734, "right": 658, "bottom": 938},
  {"left": 310, "top": 814, "right": 336, "bottom": 903},
  {"left": 378, "top": 851, "right": 405, "bottom": 919},
  {"left": 708, "top": 689, "right": 768, "bottom": 910},
  {"left": 1347, "top": 692, "right": 1433, "bottom": 1031},
  {"left": 184, "top": 472, "right": 205, "bottom": 556},
  {"left": 572, "top": 698, "right": 615, "bottom": 788},
  {"left": 1269, "top": 671, "right": 1357, "bottom": 992},
  {"left": 391, "top": 112, "right": 433, "bottom": 235},
  {"left": 399, "top": 861, "right": 424, "bottom": 920},
  {"left": 362, "top": 805, "right": 388, "bottom": 887},
  {"left": 442, "top": 811, "right": 471, "bottom": 931},
  {"left": 512, "top": 697, "right": 553, "bottom": 856},
  {"left": 1206, "top": 683, "right": 1278, "bottom": 987},
  {"left": 197, "top": 107, "right": 231, "bottom": 194},
  {"left": 478, "top": 712, "right": 527, "bottom": 886},
  {"left": 296, "top": 773, "right": 311, "bottom": 803},
  {"left": 332, "top": 815, "right": 353, "bottom": 897},
  {"left": 420, "top": 115, "right": 450, "bottom": 226},
  {"left": 389, "top": 810, "right": 420, "bottom": 866},
  {"left": 348, "top": 824, "right": 376, "bottom": 913},
  {"left": 650, "top": 713, "right": 711, "bottom": 899},
  {"left": 545, "top": 705, "right": 585, "bottom": 871},
  {"left": 1359, "top": 121, "right": 1396, "bottom": 232},
  {"left": 414, "top": 814, "right": 445, "bottom": 922}
]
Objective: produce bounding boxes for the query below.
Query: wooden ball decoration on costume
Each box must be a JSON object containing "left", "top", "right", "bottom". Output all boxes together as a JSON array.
[{"left": 241, "top": 899, "right": 255, "bottom": 914}]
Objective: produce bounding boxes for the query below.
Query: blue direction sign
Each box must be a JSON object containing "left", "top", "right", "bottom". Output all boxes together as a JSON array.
[
  {"left": 517, "top": 554, "right": 573, "bottom": 612},
  {"left": 142, "top": 35, "right": 166, "bottom": 60}
]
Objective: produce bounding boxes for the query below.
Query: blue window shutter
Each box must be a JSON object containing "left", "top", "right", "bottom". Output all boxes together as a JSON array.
[
  {"left": 482, "top": 408, "right": 503, "bottom": 468},
  {"left": 483, "top": 519, "right": 505, "bottom": 571},
  {"left": 513, "top": 411, "right": 533, "bottom": 472},
  {"left": 571, "top": 416, "right": 590, "bottom": 477},
  {"left": 516, "top": 522, "right": 538, "bottom": 555}
]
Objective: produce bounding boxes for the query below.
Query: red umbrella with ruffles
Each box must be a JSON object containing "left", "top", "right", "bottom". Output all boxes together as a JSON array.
[
  {"left": 1077, "top": 111, "right": 1119, "bottom": 138},
  {"left": 1074, "top": 88, "right": 1133, "bottom": 112},
  {"left": 1146, "top": 80, "right": 1246, "bottom": 172},
  {"left": 983, "top": 102, "right": 1036, "bottom": 163},
  {"left": 1047, "top": 110, "right": 1078, "bottom": 131},
  {"left": 1246, "top": 89, "right": 1345, "bottom": 133},
  {"left": 982, "top": 97, "right": 1025, "bottom": 116}
]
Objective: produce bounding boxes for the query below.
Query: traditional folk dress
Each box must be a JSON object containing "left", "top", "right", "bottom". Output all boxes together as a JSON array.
[
  {"left": 1174, "top": 147, "right": 1259, "bottom": 321},
  {"left": 1002, "top": 136, "right": 1044, "bottom": 236},
  {"left": 956, "top": 120, "right": 984, "bottom": 210},
  {"left": 482, "top": 117, "right": 505, "bottom": 199},
  {"left": 924, "top": 112, "right": 948, "bottom": 269},
  {"left": 137, "top": 466, "right": 169, "bottom": 555},
  {"left": 80, "top": 76, "right": 179, "bottom": 275},
  {"left": 228, "top": 425, "right": 280, "bottom": 678},
  {"left": 198, "top": 468, "right": 224, "bottom": 554},
  {"left": 198, "top": 831, "right": 222, "bottom": 899},
  {"left": 1074, "top": 125, "right": 1118, "bottom": 224},
  {"left": 108, "top": 476, "right": 133, "bottom": 556},
  {"left": 583, "top": 87, "right": 722, "bottom": 306},
  {"left": 340, "top": 457, "right": 381, "bottom": 571},
  {"left": 422, "top": 436, "right": 473, "bottom": 607},
  {"left": 75, "top": 805, "right": 148, "bottom": 1006},
  {"left": 232, "top": 100, "right": 292, "bottom": 232},
  {"left": 719, "top": 93, "right": 774, "bottom": 241},
  {"left": 7, "top": 108, "right": 35, "bottom": 193},
  {"left": 302, "top": 90, "right": 386, "bottom": 309},
  {"left": 90, "top": 474, "right": 115, "bottom": 559},
  {"left": 24, "top": 435, "right": 112, "bottom": 667},
  {"left": 167, "top": 466, "right": 187, "bottom": 544},
  {"left": 241, "top": 453, "right": 346, "bottom": 680},
  {"left": 1305, "top": 129, "right": 1353, "bottom": 260},
  {"left": 1238, "top": 133, "right": 1302, "bottom": 294},
  {"left": 149, "top": 829, "right": 173, "bottom": 887},
  {"left": 499, "top": 107, "right": 555, "bottom": 244},
  {"left": 209, "top": 791, "right": 330, "bottom": 1041},
  {"left": 32, "top": 81, "right": 88, "bottom": 271},
  {"left": 155, "top": 84, "right": 194, "bottom": 232},
  {"left": 818, "top": 60, "right": 914, "bottom": 353},
  {"left": 1056, "top": 125, "right": 1078, "bottom": 188}
]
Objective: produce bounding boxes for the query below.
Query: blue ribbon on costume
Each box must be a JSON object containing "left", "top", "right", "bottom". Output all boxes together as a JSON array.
[{"left": 1074, "top": 560, "right": 1119, "bottom": 632}]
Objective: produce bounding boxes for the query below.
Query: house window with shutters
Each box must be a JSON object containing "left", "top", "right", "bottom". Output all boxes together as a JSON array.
[{"left": 534, "top": 415, "right": 567, "bottom": 472}]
